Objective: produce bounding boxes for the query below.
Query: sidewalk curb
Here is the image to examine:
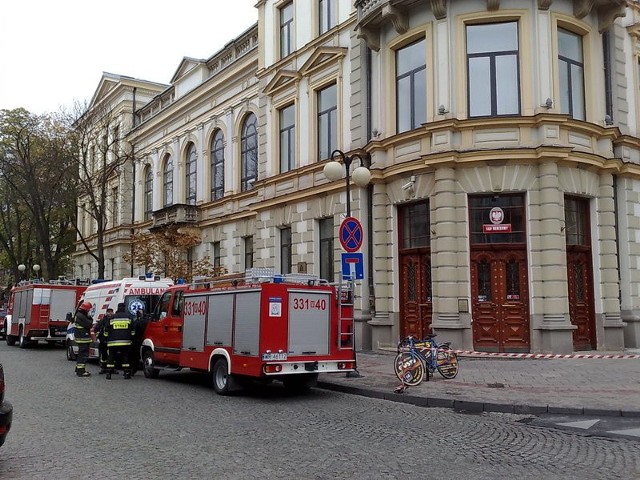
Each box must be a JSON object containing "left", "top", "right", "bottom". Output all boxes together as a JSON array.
[{"left": 316, "top": 381, "right": 640, "bottom": 418}]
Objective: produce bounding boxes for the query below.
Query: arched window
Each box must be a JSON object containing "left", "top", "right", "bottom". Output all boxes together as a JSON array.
[
  {"left": 241, "top": 113, "right": 258, "bottom": 192},
  {"left": 144, "top": 166, "right": 153, "bottom": 221},
  {"left": 186, "top": 143, "right": 197, "bottom": 205},
  {"left": 163, "top": 155, "right": 173, "bottom": 207},
  {"left": 211, "top": 130, "right": 225, "bottom": 201}
]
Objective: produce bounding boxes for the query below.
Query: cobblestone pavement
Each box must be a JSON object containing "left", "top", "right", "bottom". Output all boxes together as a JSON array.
[{"left": 0, "top": 343, "right": 639, "bottom": 480}]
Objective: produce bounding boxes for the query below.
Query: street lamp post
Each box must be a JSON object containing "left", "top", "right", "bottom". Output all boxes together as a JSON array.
[
  {"left": 323, "top": 149, "right": 372, "bottom": 217},
  {"left": 18, "top": 264, "right": 26, "bottom": 281},
  {"left": 323, "top": 149, "right": 372, "bottom": 378},
  {"left": 33, "top": 264, "right": 41, "bottom": 280}
]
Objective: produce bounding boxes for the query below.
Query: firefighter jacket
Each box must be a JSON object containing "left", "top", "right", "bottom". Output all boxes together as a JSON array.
[
  {"left": 74, "top": 310, "right": 93, "bottom": 344},
  {"left": 104, "top": 313, "right": 135, "bottom": 348}
]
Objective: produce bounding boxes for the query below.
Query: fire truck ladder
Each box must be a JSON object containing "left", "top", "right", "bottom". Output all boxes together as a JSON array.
[{"left": 337, "top": 274, "right": 355, "bottom": 351}]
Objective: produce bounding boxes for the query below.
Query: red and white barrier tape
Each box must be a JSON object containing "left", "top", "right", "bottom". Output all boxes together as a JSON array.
[{"left": 454, "top": 350, "right": 640, "bottom": 359}]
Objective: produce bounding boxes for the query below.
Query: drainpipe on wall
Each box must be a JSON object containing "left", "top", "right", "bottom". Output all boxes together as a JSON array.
[{"left": 365, "top": 46, "right": 375, "bottom": 314}]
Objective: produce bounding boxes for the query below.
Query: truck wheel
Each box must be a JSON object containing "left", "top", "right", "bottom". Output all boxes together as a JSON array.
[
  {"left": 18, "top": 327, "right": 29, "bottom": 349},
  {"left": 212, "top": 358, "right": 231, "bottom": 395},
  {"left": 142, "top": 350, "right": 159, "bottom": 379},
  {"left": 66, "top": 340, "right": 77, "bottom": 361}
]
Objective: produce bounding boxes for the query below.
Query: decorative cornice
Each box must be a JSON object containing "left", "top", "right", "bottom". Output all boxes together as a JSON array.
[
  {"left": 382, "top": 4, "right": 408, "bottom": 35},
  {"left": 357, "top": 27, "right": 380, "bottom": 52},
  {"left": 573, "top": 0, "right": 595, "bottom": 19},
  {"left": 597, "top": 3, "right": 626, "bottom": 33},
  {"left": 538, "top": 0, "right": 553, "bottom": 10},
  {"left": 487, "top": 0, "right": 500, "bottom": 11},
  {"left": 430, "top": 0, "right": 447, "bottom": 20}
]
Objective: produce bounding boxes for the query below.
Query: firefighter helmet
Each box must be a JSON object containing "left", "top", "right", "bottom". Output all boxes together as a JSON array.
[{"left": 79, "top": 301, "right": 92, "bottom": 312}]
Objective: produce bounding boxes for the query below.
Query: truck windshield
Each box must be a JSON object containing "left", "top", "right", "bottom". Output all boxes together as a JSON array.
[{"left": 124, "top": 295, "right": 163, "bottom": 318}]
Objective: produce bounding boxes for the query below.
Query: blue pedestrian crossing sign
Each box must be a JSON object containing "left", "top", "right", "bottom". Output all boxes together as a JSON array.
[
  {"left": 342, "top": 253, "right": 364, "bottom": 280},
  {"left": 339, "top": 217, "right": 364, "bottom": 253}
]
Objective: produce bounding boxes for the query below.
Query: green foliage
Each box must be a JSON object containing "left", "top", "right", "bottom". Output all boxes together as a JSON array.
[{"left": 0, "top": 108, "right": 78, "bottom": 280}]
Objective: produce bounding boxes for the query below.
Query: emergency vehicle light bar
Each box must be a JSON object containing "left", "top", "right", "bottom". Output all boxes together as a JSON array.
[{"left": 245, "top": 268, "right": 326, "bottom": 285}]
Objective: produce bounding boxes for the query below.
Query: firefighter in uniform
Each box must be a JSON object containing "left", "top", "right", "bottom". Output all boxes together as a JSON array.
[
  {"left": 74, "top": 301, "right": 94, "bottom": 377},
  {"left": 94, "top": 308, "right": 113, "bottom": 374},
  {"left": 104, "top": 303, "right": 136, "bottom": 380}
]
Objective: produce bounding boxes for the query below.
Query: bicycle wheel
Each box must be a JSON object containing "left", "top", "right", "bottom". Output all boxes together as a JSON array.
[
  {"left": 436, "top": 348, "right": 459, "bottom": 379},
  {"left": 394, "top": 352, "right": 424, "bottom": 386}
]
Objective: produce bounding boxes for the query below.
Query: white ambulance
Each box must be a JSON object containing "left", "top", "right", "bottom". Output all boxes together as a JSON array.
[{"left": 66, "top": 275, "right": 174, "bottom": 361}]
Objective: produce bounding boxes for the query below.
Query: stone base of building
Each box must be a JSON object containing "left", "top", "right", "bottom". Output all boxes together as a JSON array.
[
  {"left": 600, "top": 313, "right": 626, "bottom": 351},
  {"left": 622, "top": 311, "right": 640, "bottom": 348},
  {"left": 354, "top": 315, "right": 373, "bottom": 351},
  {"left": 368, "top": 313, "right": 396, "bottom": 350},
  {"left": 536, "top": 324, "right": 576, "bottom": 354}
]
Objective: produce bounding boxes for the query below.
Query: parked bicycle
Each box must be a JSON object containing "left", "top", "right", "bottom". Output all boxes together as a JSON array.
[{"left": 394, "top": 334, "right": 459, "bottom": 387}]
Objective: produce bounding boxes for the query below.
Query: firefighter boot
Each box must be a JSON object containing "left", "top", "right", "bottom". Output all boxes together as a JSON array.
[
  {"left": 105, "top": 371, "right": 112, "bottom": 380},
  {"left": 75, "top": 367, "right": 91, "bottom": 377},
  {"left": 123, "top": 371, "right": 131, "bottom": 380}
]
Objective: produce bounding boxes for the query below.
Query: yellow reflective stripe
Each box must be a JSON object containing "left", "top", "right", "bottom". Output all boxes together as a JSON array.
[
  {"left": 111, "top": 320, "right": 131, "bottom": 329},
  {"left": 107, "top": 341, "right": 132, "bottom": 346}
]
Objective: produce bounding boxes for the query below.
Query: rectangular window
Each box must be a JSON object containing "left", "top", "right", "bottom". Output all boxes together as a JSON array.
[
  {"left": 244, "top": 236, "right": 254, "bottom": 270},
  {"left": 469, "top": 194, "right": 526, "bottom": 244},
  {"left": 317, "top": 84, "right": 337, "bottom": 161},
  {"left": 111, "top": 187, "right": 118, "bottom": 228},
  {"left": 564, "top": 196, "right": 590, "bottom": 246},
  {"left": 212, "top": 241, "right": 221, "bottom": 268},
  {"left": 319, "top": 218, "right": 334, "bottom": 282},
  {"left": 467, "top": 22, "right": 520, "bottom": 117},
  {"left": 144, "top": 170, "right": 153, "bottom": 221},
  {"left": 400, "top": 202, "right": 430, "bottom": 249},
  {"left": 396, "top": 39, "right": 427, "bottom": 133},
  {"left": 558, "top": 28, "right": 585, "bottom": 120},
  {"left": 603, "top": 31, "right": 613, "bottom": 123},
  {"left": 280, "top": 2, "right": 293, "bottom": 58},
  {"left": 319, "top": 0, "right": 333, "bottom": 35},
  {"left": 280, "top": 227, "right": 292, "bottom": 275},
  {"left": 279, "top": 104, "right": 295, "bottom": 173},
  {"left": 112, "top": 125, "right": 120, "bottom": 157}
]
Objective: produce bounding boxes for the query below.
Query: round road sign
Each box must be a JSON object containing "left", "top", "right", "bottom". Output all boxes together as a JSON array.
[{"left": 339, "top": 217, "right": 364, "bottom": 253}]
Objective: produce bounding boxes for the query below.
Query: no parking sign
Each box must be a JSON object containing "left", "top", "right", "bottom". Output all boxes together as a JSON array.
[{"left": 339, "top": 217, "right": 363, "bottom": 253}]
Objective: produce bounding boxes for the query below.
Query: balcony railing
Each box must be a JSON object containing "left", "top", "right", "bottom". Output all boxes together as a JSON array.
[{"left": 151, "top": 203, "right": 199, "bottom": 230}]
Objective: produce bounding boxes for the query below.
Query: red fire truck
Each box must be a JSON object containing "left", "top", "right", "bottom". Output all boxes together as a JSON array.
[
  {"left": 141, "top": 268, "right": 357, "bottom": 394},
  {"left": 5, "top": 280, "right": 87, "bottom": 348}
]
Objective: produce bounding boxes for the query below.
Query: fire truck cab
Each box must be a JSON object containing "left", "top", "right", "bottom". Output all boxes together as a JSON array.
[
  {"left": 141, "top": 268, "right": 357, "bottom": 395},
  {"left": 5, "top": 280, "right": 86, "bottom": 348}
]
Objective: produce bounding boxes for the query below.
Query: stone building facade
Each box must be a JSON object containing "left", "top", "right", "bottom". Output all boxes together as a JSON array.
[{"left": 73, "top": 0, "right": 640, "bottom": 353}]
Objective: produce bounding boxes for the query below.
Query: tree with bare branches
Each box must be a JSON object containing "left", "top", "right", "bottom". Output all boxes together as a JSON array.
[{"left": 67, "top": 101, "right": 131, "bottom": 279}]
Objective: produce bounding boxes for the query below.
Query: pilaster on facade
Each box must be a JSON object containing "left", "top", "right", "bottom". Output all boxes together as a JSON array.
[
  {"left": 528, "top": 162, "right": 576, "bottom": 352},
  {"left": 596, "top": 173, "right": 625, "bottom": 349},
  {"left": 430, "top": 167, "right": 472, "bottom": 349}
]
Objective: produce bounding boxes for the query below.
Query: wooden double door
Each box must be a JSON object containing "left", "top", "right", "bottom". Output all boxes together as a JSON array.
[
  {"left": 399, "top": 252, "right": 432, "bottom": 340},
  {"left": 471, "top": 249, "right": 530, "bottom": 352}
]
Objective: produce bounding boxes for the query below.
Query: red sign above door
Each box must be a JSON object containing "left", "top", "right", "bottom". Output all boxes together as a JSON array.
[{"left": 483, "top": 224, "right": 512, "bottom": 233}]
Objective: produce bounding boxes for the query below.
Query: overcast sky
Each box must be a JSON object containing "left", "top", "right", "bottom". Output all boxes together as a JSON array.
[{"left": 0, "top": 1, "right": 258, "bottom": 115}]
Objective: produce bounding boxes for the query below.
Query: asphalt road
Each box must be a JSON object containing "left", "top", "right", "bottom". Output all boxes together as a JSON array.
[{"left": 0, "top": 342, "right": 639, "bottom": 480}]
